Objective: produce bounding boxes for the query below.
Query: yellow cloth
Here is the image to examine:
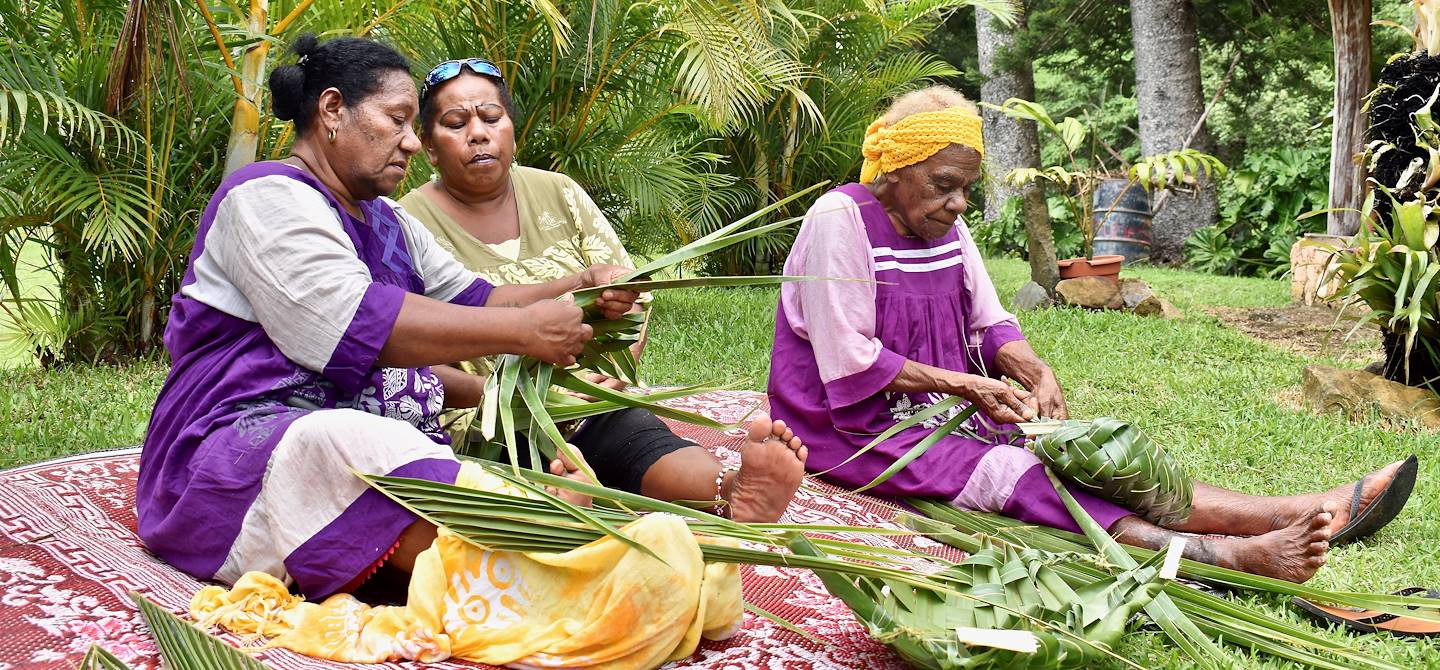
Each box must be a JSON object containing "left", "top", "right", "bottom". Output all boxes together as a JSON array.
[
  {"left": 190, "top": 463, "right": 743, "bottom": 668},
  {"left": 859, "top": 107, "right": 984, "bottom": 184}
]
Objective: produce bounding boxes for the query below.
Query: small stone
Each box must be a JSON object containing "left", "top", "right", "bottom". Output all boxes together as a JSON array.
[
  {"left": 1302, "top": 365, "right": 1440, "bottom": 429},
  {"left": 1012, "top": 281, "right": 1054, "bottom": 311},
  {"left": 1055, "top": 277, "right": 1123, "bottom": 310},
  {"left": 1158, "top": 299, "right": 1184, "bottom": 320},
  {"left": 1119, "top": 278, "right": 1155, "bottom": 309},
  {"left": 1133, "top": 295, "right": 1164, "bottom": 317}
]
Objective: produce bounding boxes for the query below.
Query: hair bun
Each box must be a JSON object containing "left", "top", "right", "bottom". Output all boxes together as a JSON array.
[{"left": 291, "top": 33, "right": 319, "bottom": 59}]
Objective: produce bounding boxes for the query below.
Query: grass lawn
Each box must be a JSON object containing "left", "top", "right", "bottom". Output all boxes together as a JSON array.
[{"left": 2, "top": 258, "right": 1438, "bottom": 668}]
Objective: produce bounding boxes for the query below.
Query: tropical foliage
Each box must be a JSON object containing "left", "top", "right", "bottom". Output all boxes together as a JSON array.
[
  {"left": 990, "top": 98, "right": 1226, "bottom": 260},
  {"left": 0, "top": 0, "right": 233, "bottom": 363},
  {"left": 0, "top": 0, "right": 995, "bottom": 365},
  {"left": 1327, "top": 0, "right": 1440, "bottom": 390}
]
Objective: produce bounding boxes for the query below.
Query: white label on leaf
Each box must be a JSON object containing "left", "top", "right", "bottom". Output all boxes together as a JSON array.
[
  {"left": 954, "top": 627, "right": 1039, "bottom": 653},
  {"left": 1161, "top": 537, "right": 1186, "bottom": 580}
]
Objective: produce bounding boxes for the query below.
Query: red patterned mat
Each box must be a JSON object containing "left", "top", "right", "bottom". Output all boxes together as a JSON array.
[{"left": 0, "top": 391, "right": 960, "bottom": 669}]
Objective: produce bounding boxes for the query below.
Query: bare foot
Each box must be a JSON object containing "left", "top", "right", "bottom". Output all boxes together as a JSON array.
[
  {"left": 1268, "top": 461, "right": 1404, "bottom": 536},
  {"left": 547, "top": 456, "right": 593, "bottom": 507},
  {"left": 725, "top": 413, "right": 807, "bottom": 523},
  {"left": 1209, "top": 503, "right": 1335, "bottom": 583}
]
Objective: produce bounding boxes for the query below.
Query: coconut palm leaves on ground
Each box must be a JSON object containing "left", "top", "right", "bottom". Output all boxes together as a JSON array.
[
  {"left": 1025, "top": 417, "right": 1193, "bottom": 526},
  {"left": 906, "top": 498, "right": 1430, "bottom": 670},
  {"left": 359, "top": 462, "right": 1171, "bottom": 669},
  {"left": 77, "top": 593, "right": 266, "bottom": 670},
  {"left": 790, "top": 532, "right": 1172, "bottom": 669}
]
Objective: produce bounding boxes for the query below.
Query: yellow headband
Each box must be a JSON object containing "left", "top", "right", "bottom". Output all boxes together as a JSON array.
[{"left": 859, "top": 107, "right": 984, "bottom": 184}]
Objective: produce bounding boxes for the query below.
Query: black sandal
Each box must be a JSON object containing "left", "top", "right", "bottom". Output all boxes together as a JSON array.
[{"left": 1330, "top": 454, "right": 1418, "bottom": 547}]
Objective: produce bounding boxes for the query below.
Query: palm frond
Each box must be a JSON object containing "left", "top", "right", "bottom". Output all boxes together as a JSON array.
[{"left": 130, "top": 592, "right": 266, "bottom": 670}]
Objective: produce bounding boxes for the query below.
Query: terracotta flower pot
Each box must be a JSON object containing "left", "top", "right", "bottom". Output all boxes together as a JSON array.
[{"left": 1057, "top": 255, "right": 1124, "bottom": 283}]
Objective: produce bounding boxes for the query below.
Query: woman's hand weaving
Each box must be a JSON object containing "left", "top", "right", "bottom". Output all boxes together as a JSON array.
[
  {"left": 524, "top": 298, "right": 591, "bottom": 366},
  {"left": 578, "top": 264, "right": 640, "bottom": 320},
  {"left": 955, "top": 373, "right": 1037, "bottom": 425}
]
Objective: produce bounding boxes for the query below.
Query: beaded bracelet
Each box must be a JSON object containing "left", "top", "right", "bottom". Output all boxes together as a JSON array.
[{"left": 713, "top": 466, "right": 738, "bottom": 517}]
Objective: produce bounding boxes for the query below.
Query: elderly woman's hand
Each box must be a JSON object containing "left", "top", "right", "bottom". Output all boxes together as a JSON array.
[
  {"left": 522, "top": 297, "right": 591, "bottom": 366},
  {"left": 952, "top": 373, "right": 1038, "bottom": 425},
  {"left": 578, "top": 264, "right": 641, "bottom": 321}
]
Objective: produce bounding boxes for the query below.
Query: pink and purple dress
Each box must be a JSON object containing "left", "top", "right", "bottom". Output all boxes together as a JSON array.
[
  {"left": 768, "top": 183, "right": 1131, "bottom": 533},
  {"left": 138, "top": 162, "right": 495, "bottom": 598}
]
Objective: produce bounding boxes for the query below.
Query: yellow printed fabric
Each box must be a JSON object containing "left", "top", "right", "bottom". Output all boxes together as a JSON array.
[
  {"left": 859, "top": 107, "right": 985, "bottom": 184},
  {"left": 190, "top": 463, "right": 744, "bottom": 668}
]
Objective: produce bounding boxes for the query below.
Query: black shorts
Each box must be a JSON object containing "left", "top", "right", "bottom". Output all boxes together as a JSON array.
[{"left": 491, "top": 408, "right": 694, "bottom": 493}]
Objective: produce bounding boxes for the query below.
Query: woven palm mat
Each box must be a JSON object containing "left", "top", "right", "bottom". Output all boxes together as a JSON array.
[{"left": 0, "top": 390, "right": 964, "bottom": 669}]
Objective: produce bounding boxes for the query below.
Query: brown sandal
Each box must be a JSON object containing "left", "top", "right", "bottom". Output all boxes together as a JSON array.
[{"left": 1293, "top": 587, "right": 1440, "bottom": 637}]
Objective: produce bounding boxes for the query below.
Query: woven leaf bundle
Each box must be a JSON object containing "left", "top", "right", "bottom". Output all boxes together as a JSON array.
[
  {"left": 790, "top": 534, "right": 1169, "bottom": 669},
  {"left": 1030, "top": 418, "right": 1193, "bottom": 526}
]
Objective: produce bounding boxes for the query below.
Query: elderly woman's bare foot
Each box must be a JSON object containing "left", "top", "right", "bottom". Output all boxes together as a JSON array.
[
  {"left": 1209, "top": 503, "right": 1335, "bottom": 583},
  {"left": 1264, "top": 461, "right": 1404, "bottom": 535},
  {"left": 726, "top": 413, "right": 807, "bottom": 523}
]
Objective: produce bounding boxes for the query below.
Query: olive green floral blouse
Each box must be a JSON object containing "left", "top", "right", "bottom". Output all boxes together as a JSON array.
[{"left": 399, "top": 165, "right": 640, "bottom": 385}]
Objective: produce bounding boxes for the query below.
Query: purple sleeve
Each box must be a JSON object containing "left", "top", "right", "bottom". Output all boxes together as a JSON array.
[
  {"left": 825, "top": 348, "right": 906, "bottom": 408},
  {"left": 323, "top": 282, "right": 407, "bottom": 393},
  {"left": 447, "top": 278, "right": 494, "bottom": 307},
  {"left": 977, "top": 321, "right": 1027, "bottom": 378}
]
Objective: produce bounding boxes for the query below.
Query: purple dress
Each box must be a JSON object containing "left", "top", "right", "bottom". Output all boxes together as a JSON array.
[
  {"left": 768, "top": 183, "right": 1130, "bottom": 533},
  {"left": 138, "top": 162, "right": 494, "bottom": 598}
]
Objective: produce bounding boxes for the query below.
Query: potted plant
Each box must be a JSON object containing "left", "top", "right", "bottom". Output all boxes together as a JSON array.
[{"left": 987, "top": 98, "right": 1226, "bottom": 283}]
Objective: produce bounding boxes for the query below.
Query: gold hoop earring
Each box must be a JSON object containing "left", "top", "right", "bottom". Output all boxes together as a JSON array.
[{"left": 327, "top": 127, "right": 337, "bottom": 144}]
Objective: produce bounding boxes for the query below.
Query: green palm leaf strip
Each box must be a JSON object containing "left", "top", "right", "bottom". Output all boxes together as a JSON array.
[
  {"left": 853, "top": 402, "right": 979, "bottom": 493},
  {"left": 1026, "top": 418, "right": 1194, "bottom": 526},
  {"left": 77, "top": 645, "right": 134, "bottom": 670},
  {"left": 129, "top": 592, "right": 266, "bottom": 670},
  {"left": 1044, "top": 468, "right": 1226, "bottom": 668},
  {"left": 812, "top": 395, "right": 971, "bottom": 478},
  {"left": 906, "top": 499, "right": 1411, "bottom": 670}
]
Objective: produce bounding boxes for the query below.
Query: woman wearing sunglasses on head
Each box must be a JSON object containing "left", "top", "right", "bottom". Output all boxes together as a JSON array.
[
  {"left": 144, "top": 36, "right": 763, "bottom": 666},
  {"left": 398, "top": 58, "right": 808, "bottom": 525}
]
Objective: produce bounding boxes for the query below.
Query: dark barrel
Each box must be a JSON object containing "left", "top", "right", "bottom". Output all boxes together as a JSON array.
[{"left": 1091, "top": 179, "right": 1152, "bottom": 264}]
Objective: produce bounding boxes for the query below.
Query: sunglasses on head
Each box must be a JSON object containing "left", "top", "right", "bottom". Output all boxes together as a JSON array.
[{"left": 422, "top": 58, "right": 504, "bottom": 98}]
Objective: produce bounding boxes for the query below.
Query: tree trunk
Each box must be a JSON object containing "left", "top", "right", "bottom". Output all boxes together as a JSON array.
[
  {"left": 976, "top": 4, "right": 1058, "bottom": 293},
  {"left": 1328, "top": 0, "right": 1370, "bottom": 236},
  {"left": 1129, "top": 0, "right": 1218, "bottom": 264},
  {"left": 223, "top": 0, "right": 270, "bottom": 176}
]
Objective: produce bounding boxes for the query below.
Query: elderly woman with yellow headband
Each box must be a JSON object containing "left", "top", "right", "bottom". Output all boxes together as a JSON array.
[
  {"left": 766, "top": 86, "right": 1390, "bottom": 583},
  {"left": 767, "top": 85, "right": 1100, "bottom": 527}
]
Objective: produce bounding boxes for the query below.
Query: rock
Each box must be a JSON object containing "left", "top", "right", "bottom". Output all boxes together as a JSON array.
[
  {"left": 1133, "top": 295, "right": 1164, "bottom": 317},
  {"left": 1055, "top": 277, "right": 1123, "bottom": 310},
  {"left": 1290, "top": 234, "right": 1349, "bottom": 306},
  {"left": 1158, "top": 299, "right": 1184, "bottom": 320},
  {"left": 1119, "top": 278, "right": 1155, "bottom": 309},
  {"left": 1012, "top": 281, "right": 1054, "bottom": 311},
  {"left": 1302, "top": 365, "right": 1440, "bottom": 429}
]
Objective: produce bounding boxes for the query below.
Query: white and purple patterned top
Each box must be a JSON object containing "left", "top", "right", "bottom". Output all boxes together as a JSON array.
[{"left": 137, "top": 162, "right": 493, "bottom": 597}]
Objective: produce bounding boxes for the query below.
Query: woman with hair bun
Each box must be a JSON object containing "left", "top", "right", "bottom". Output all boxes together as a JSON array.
[{"left": 140, "top": 35, "right": 745, "bottom": 665}]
